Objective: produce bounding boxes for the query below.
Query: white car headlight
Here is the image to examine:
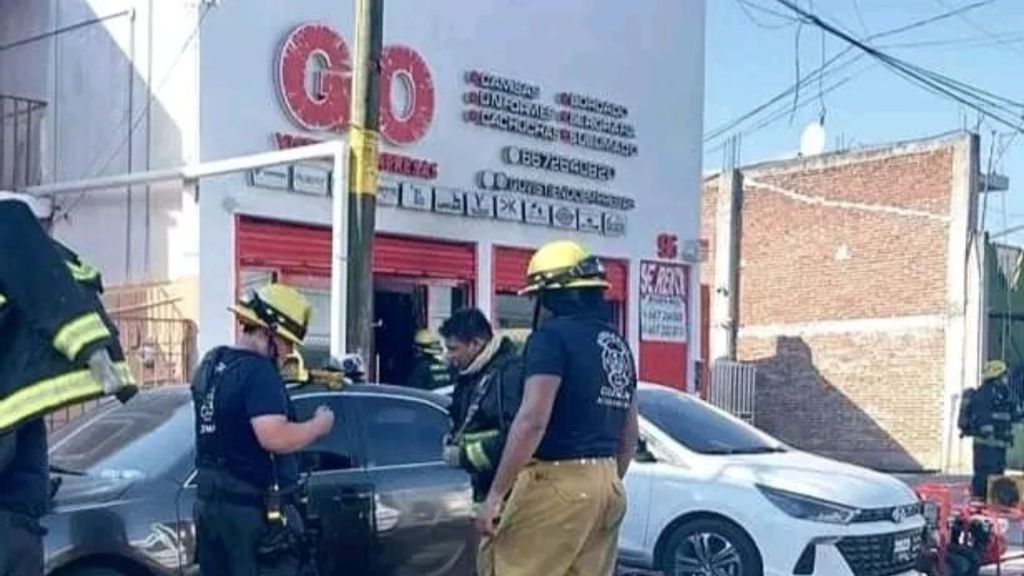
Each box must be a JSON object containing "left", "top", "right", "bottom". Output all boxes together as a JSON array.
[{"left": 757, "top": 485, "right": 858, "bottom": 525}]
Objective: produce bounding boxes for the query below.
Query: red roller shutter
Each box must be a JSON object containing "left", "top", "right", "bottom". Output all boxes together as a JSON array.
[
  {"left": 493, "top": 245, "right": 627, "bottom": 301},
  {"left": 493, "top": 247, "right": 533, "bottom": 294},
  {"left": 236, "top": 216, "right": 476, "bottom": 280},
  {"left": 237, "top": 217, "right": 332, "bottom": 273},
  {"left": 374, "top": 235, "right": 475, "bottom": 280}
]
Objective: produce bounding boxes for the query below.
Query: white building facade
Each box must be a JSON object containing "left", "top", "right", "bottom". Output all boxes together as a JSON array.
[{"left": 1, "top": 0, "right": 706, "bottom": 390}]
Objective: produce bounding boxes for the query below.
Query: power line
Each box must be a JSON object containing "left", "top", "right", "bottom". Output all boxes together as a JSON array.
[
  {"left": 59, "top": 3, "right": 213, "bottom": 217},
  {"left": 930, "top": 0, "right": 1024, "bottom": 57},
  {"left": 773, "top": 0, "right": 1024, "bottom": 135},
  {"left": 735, "top": 0, "right": 796, "bottom": 29},
  {"left": 850, "top": 0, "right": 870, "bottom": 35},
  {"left": 880, "top": 31, "right": 1024, "bottom": 50},
  {"left": 0, "top": 10, "right": 133, "bottom": 53},
  {"left": 706, "top": 0, "right": 996, "bottom": 144}
]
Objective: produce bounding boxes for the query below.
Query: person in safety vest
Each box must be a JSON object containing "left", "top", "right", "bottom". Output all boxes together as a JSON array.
[
  {"left": 441, "top": 308, "right": 524, "bottom": 502},
  {"left": 475, "top": 240, "right": 639, "bottom": 576},
  {"left": 0, "top": 196, "right": 137, "bottom": 576},
  {"left": 191, "top": 283, "right": 334, "bottom": 576},
  {"left": 406, "top": 329, "right": 454, "bottom": 390},
  {"left": 962, "top": 360, "right": 1021, "bottom": 500}
]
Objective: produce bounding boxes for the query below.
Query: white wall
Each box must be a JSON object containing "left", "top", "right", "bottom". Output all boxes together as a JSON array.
[
  {"left": 0, "top": 0, "right": 200, "bottom": 283},
  {"left": 195, "top": 0, "right": 706, "bottom": 383}
]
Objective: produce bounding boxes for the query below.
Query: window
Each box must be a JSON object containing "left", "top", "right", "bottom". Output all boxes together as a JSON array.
[
  {"left": 638, "top": 386, "right": 785, "bottom": 455},
  {"left": 293, "top": 396, "right": 358, "bottom": 472},
  {"left": 357, "top": 396, "right": 448, "bottom": 467},
  {"left": 495, "top": 293, "right": 534, "bottom": 329},
  {"left": 49, "top": 392, "right": 194, "bottom": 480}
]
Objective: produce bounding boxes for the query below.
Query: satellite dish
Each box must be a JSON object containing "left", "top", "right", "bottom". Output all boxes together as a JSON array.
[{"left": 800, "top": 121, "right": 827, "bottom": 156}]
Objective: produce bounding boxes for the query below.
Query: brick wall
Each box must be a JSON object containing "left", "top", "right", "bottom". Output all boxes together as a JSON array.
[{"left": 703, "top": 138, "right": 962, "bottom": 471}]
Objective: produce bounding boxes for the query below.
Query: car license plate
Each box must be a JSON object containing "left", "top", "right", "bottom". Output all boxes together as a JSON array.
[{"left": 892, "top": 535, "right": 913, "bottom": 560}]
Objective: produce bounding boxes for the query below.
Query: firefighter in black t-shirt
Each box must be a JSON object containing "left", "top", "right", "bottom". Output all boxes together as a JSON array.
[{"left": 475, "top": 240, "right": 639, "bottom": 576}]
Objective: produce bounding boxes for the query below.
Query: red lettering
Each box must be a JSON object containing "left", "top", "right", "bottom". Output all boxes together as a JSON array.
[
  {"left": 379, "top": 45, "right": 435, "bottom": 144},
  {"left": 277, "top": 24, "right": 350, "bottom": 132},
  {"left": 277, "top": 24, "right": 434, "bottom": 145},
  {"left": 657, "top": 233, "right": 679, "bottom": 260}
]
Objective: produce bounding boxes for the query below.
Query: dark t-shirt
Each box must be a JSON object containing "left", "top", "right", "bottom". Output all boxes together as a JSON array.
[
  {"left": 193, "top": 347, "right": 299, "bottom": 489},
  {"left": 524, "top": 314, "right": 637, "bottom": 460}
]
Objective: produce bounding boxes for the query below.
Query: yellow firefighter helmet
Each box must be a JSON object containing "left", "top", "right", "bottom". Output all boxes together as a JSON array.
[
  {"left": 414, "top": 329, "right": 443, "bottom": 353},
  {"left": 230, "top": 283, "right": 311, "bottom": 346},
  {"left": 984, "top": 360, "right": 1009, "bottom": 382},
  {"left": 519, "top": 240, "right": 610, "bottom": 295}
]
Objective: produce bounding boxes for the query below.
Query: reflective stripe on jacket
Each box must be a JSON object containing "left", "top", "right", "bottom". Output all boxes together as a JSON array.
[{"left": 0, "top": 200, "right": 133, "bottom": 433}]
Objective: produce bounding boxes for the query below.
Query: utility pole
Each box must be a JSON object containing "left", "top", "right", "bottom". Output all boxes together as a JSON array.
[
  {"left": 346, "top": 0, "right": 383, "bottom": 363},
  {"left": 710, "top": 136, "right": 743, "bottom": 362}
]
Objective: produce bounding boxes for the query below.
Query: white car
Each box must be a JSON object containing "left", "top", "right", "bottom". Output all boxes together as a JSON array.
[
  {"left": 620, "top": 383, "right": 926, "bottom": 576},
  {"left": 433, "top": 381, "right": 927, "bottom": 575}
]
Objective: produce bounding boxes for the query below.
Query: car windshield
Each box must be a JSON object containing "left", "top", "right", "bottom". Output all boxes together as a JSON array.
[
  {"left": 49, "top": 390, "right": 194, "bottom": 480},
  {"left": 638, "top": 386, "right": 785, "bottom": 455}
]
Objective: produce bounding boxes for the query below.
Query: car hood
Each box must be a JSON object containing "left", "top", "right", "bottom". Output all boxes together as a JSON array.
[
  {"left": 50, "top": 474, "right": 137, "bottom": 510},
  {"left": 714, "top": 450, "right": 918, "bottom": 508}
]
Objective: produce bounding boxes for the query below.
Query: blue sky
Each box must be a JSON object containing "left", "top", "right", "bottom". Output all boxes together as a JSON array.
[{"left": 704, "top": 0, "right": 1024, "bottom": 243}]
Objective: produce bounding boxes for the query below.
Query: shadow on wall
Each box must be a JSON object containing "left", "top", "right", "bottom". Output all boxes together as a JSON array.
[
  {"left": 749, "top": 336, "right": 923, "bottom": 473},
  {"left": 0, "top": 0, "right": 189, "bottom": 282}
]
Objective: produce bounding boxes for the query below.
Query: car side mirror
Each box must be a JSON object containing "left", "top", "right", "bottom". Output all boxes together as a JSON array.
[{"left": 635, "top": 438, "right": 657, "bottom": 463}]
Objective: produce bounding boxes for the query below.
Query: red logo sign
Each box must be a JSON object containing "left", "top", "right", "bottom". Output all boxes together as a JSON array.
[{"left": 276, "top": 23, "right": 435, "bottom": 145}]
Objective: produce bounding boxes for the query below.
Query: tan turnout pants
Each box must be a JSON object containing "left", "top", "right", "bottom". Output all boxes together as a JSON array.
[{"left": 477, "top": 458, "right": 626, "bottom": 576}]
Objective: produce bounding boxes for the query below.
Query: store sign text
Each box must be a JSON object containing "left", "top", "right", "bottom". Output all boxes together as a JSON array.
[
  {"left": 276, "top": 23, "right": 434, "bottom": 145},
  {"left": 462, "top": 70, "right": 639, "bottom": 158},
  {"left": 639, "top": 261, "right": 689, "bottom": 344},
  {"left": 274, "top": 133, "right": 438, "bottom": 180},
  {"left": 503, "top": 146, "right": 615, "bottom": 182},
  {"left": 476, "top": 170, "right": 635, "bottom": 211},
  {"left": 463, "top": 109, "right": 557, "bottom": 141},
  {"left": 556, "top": 92, "right": 629, "bottom": 119}
]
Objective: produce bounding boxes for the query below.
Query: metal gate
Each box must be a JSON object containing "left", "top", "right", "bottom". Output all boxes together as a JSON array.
[{"left": 709, "top": 359, "right": 757, "bottom": 423}]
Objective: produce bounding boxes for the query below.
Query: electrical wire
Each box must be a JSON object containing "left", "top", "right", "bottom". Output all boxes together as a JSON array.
[
  {"left": 735, "top": 0, "right": 797, "bottom": 29},
  {"left": 850, "top": 0, "right": 869, "bottom": 36},
  {"left": 0, "top": 11, "right": 133, "bottom": 53},
  {"left": 930, "top": 0, "right": 1024, "bottom": 57},
  {"left": 58, "top": 2, "right": 213, "bottom": 217},
  {"left": 706, "top": 0, "right": 997, "bottom": 144},
  {"left": 773, "top": 0, "right": 1024, "bottom": 135}
]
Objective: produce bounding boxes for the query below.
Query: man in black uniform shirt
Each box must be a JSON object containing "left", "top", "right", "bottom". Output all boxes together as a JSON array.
[
  {"left": 191, "top": 283, "right": 335, "bottom": 576},
  {"left": 476, "top": 240, "right": 639, "bottom": 576}
]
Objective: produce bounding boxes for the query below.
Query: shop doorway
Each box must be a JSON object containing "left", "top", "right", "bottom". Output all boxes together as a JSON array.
[{"left": 373, "top": 277, "right": 470, "bottom": 386}]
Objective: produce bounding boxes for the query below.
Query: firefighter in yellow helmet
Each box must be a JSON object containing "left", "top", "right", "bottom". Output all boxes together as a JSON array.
[
  {"left": 959, "top": 360, "right": 1022, "bottom": 500},
  {"left": 191, "top": 283, "right": 335, "bottom": 575},
  {"left": 406, "top": 329, "right": 455, "bottom": 390},
  {"left": 475, "top": 240, "right": 639, "bottom": 576}
]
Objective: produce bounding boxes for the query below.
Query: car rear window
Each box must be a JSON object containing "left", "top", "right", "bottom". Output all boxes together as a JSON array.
[
  {"left": 638, "top": 386, "right": 783, "bottom": 455},
  {"left": 49, "top": 391, "right": 194, "bottom": 480}
]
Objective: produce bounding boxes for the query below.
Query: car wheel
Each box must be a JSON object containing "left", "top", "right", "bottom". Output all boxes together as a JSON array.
[{"left": 657, "top": 517, "right": 762, "bottom": 576}]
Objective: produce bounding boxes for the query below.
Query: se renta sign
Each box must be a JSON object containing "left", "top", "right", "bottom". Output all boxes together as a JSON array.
[
  {"left": 639, "top": 261, "right": 689, "bottom": 344},
  {"left": 276, "top": 23, "right": 434, "bottom": 145}
]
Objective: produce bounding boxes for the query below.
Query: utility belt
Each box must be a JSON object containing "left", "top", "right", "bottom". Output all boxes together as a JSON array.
[{"left": 196, "top": 467, "right": 304, "bottom": 523}]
